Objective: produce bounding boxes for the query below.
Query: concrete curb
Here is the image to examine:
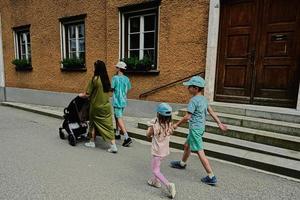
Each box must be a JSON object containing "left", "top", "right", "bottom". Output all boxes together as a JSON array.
[{"left": 1, "top": 102, "right": 63, "bottom": 119}]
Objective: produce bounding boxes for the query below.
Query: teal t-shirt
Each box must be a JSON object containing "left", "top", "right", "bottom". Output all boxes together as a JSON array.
[
  {"left": 187, "top": 95, "right": 208, "bottom": 130},
  {"left": 112, "top": 75, "right": 131, "bottom": 108}
]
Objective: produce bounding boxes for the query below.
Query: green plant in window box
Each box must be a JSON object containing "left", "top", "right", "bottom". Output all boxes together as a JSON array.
[
  {"left": 61, "top": 58, "right": 85, "bottom": 69},
  {"left": 122, "top": 56, "right": 154, "bottom": 71},
  {"left": 12, "top": 59, "right": 32, "bottom": 70}
]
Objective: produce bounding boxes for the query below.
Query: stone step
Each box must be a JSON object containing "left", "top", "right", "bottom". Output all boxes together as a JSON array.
[
  {"left": 127, "top": 126, "right": 300, "bottom": 179},
  {"left": 177, "top": 110, "right": 300, "bottom": 137},
  {"left": 138, "top": 121, "right": 300, "bottom": 161},
  {"left": 172, "top": 115, "right": 300, "bottom": 151},
  {"left": 178, "top": 102, "right": 300, "bottom": 123}
]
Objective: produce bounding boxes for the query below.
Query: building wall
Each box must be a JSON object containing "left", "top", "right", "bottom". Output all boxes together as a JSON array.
[
  {"left": 0, "top": 13, "right": 5, "bottom": 101},
  {"left": 1, "top": 0, "right": 107, "bottom": 93},
  {"left": 0, "top": 0, "right": 209, "bottom": 104},
  {"left": 0, "top": 13, "right": 5, "bottom": 87}
]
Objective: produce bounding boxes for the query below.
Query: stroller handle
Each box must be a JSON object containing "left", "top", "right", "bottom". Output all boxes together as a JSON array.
[{"left": 64, "top": 108, "right": 69, "bottom": 115}]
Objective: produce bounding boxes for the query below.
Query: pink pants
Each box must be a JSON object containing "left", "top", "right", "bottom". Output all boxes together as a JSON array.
[{"left": 151, "top": 156, "right": 170, "bottom": 186}]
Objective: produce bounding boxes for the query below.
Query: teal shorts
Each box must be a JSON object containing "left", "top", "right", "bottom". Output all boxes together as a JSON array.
[
  {"left": 114, "top": 107, "right": 124, "bottom": 118},
  {"left": 186, "top": 128, "right": 205, "bottom": 152}
]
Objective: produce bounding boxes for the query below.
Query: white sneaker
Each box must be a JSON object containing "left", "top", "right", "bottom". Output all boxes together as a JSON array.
[
  {"left": 84, "top": 141, "right": 95, "bottom": 148},
  {"left": 167, "top": 183, "right": 176, "bottom": 199},
  {"left": 148, "top": 178, "right": 162, "bottom": 188},
  {"left": 107, "top": 146, "right": 118, "bottom": 154}
]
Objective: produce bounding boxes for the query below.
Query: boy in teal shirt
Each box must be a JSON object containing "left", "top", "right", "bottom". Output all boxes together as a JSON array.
[
  {"left": 112, "top": 61, "right": 132, "bottom": 147},
  {"left": 170, "top": 76, "right": 227, "bottom": 185}
]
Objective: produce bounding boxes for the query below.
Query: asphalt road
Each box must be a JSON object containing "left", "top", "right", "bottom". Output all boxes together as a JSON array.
[{"left": 0, "top": 106, "right": 299, "bottom": 200}]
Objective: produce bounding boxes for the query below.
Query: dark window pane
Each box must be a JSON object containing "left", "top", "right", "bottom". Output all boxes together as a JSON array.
[
  {"left": 20, "top": 33, "right": 26, "bottom": 44},
  {"left": 143, "top": 50, "right": 155, "bottom": 63},
  {"left": 144, "top": 15, "right": 156, "bottom": 31},
  {"left": 144, "top": 32, "right": 155, "bottom": 48},
  {"left": 69, "top": 52, "right": 77, "bottom": 59},
  {"left": 26, "top": 32, "right": 30, "bottom": 43},
  {"left": 129, "top": 50, "right": 140, "bottom": 59},
  {"left": 130, "top": 34, "right": 140, "bottom": 49},
  {"left": 21, "top": 44, "right": 26, "bottom": 55},
  {"left": 129, "top": 17, "right": 140, "bottom": 33},
  {"left": 27, "top": 44, "right": 31, "bottom": 54},
  {"left": 78, "top": 24, "right": 84, "bottom": 38},
  {"left": 79, "top": 52, "right": 85, "bottom": 60},
  {"left": 79, "top": 39, "right": 85, "bottom": 52},
  {"left": 70, "top": 39, "right": 76, "bottom": 51},
  {"left": 68, "top": 26, "right": 76, "bottom": 39}
]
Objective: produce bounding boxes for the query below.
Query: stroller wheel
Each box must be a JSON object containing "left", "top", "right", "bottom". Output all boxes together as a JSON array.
[
  {"left": 68, "top": 134, "right": 76, "bottom": 146},
  {"left": 59, "top": 128, "right": 66, "bottom": 140}
]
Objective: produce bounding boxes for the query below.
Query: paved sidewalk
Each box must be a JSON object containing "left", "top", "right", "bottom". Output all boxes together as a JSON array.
[{"left": 1, "top": 105, "right": 300, "bottom": 200}]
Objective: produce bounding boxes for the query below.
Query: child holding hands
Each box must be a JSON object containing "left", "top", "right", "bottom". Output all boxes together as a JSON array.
[
  {"left": 147, "top": 103, "right": 176, "bottom": 199},
  {"left": 170, "top": 76, "right": 227, "bottom": 186}
]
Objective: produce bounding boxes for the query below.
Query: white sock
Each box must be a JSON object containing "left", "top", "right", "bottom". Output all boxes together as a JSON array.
[
  {"left": 124, "top": 132, "right": 129, "bottom": 140},
  {"left": 180, "top": 161, "right": 186, "bottom": 166},
  {"left": 115, "top": 129, "right": 120, "bottom": 136},
  {"left": 208, "top": 172, "right": 214, "bottom": 179}
]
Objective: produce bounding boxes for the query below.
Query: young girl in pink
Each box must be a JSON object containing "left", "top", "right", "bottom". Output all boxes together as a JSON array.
[{"left": 146, "top": 103, "right": 176, "bottom": 199}]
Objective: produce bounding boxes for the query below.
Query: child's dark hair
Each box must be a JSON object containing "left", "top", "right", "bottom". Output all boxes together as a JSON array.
[
  {"left": 157, "top": 113, "right": 173, "bottom": 137},
  {"left": 119, "top": 68, "right": 126, "bottom": 73},
  {"left": 189, "top": 85, "right": 204, "bottom": 92}
]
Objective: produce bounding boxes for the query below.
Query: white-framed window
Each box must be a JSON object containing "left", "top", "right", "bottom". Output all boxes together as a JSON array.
[
  {"left": 13, "top": 25, "right": 31, "bottom": 62},
  {"left": 127, "top": 14, "right": 156, "bottom": 60},
  {"left": 120, "top": 3, "right": 159, "bottom": 71},
  {"left": 60, "top": 14, "right": 86, "bottom": 68}
]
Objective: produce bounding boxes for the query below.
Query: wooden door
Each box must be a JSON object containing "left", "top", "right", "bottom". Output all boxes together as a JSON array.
[
  {"left": 253, "top": 0, "right": 300, "bottom": 107},
  {"left": 215, "top": 0, "right": 300, "bottom": 108}
]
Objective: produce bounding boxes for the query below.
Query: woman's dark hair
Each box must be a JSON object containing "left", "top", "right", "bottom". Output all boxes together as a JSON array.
[
  {"left": 157, "top": 114, "right": 173, "bottom": 137},
  {"left": 93, "top": 60, "right": 111, "bottom": 93}
]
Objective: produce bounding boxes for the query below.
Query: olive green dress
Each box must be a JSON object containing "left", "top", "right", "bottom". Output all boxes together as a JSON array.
[{"left": 87, "top": 77, "right": 114, "bottom": 141}]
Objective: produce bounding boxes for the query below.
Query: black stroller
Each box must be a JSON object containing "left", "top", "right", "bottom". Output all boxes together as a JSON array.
[{"left": 59, "top": 96, "right": 90, "bottom": 146}]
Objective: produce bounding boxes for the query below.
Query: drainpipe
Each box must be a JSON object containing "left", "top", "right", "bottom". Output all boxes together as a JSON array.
[{"left": 0, "top": 13, "right": 6, "bottom": 102}]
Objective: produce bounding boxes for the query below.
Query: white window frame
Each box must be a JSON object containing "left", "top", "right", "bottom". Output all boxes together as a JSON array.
[
  {"left": 120, "top": 8, "right": 158, "bottom": 65},
  {"left": 127, "top": 13, "right": 156, "bottom": 60},
  {"left": 60, "top": 20, "right": 85, "bottom": 61},
  {"left": 14, "top": 28, "right": 31, "bottom": 61}
]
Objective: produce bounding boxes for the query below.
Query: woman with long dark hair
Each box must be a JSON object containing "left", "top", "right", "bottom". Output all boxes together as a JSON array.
[{"left": 79, "top": 60, "right": 117, "bottom": 153}]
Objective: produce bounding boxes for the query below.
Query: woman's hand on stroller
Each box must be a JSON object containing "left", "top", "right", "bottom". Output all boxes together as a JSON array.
[{"left": 79, "top": 93, "right": 89, "bottom": 98}]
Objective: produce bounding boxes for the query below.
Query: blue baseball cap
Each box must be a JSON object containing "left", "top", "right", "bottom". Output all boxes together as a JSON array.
[
  {"left": 183, "top": 76, "right": 205, "bottom": 88},
  {"left": 156, "top": 103, "right": 172, "bottom": 116}
]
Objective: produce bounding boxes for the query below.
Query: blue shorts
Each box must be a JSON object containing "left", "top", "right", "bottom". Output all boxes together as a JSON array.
[{"left": 114, "top": 107, "right": 124, "bottom": 118}]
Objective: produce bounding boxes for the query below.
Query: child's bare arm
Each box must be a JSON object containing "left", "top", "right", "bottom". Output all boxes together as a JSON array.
[
  {"left": 146, "top": 126, "right": 154, "bottom": 138},
  {"left": 174, "top": 113, "right": 192, "bottom": 129},
  {"left": 208, "top": 106, "right": 227, "bottom": 132}
]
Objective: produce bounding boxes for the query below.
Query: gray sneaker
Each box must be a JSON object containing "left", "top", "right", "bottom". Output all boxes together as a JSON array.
[{"left": 167, "top": 183, "right": 176, "bottom": 199}]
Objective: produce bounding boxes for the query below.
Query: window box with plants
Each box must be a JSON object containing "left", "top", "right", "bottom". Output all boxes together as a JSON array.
[
  {"left": 122, "top": 56, "right": 159, "bottom": 74},
  {"left": 61, "top": 58, "right": 86, "bottom": 71},
  {"left": 12, "top": 59, "right": 32, "bottom": 71}
]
